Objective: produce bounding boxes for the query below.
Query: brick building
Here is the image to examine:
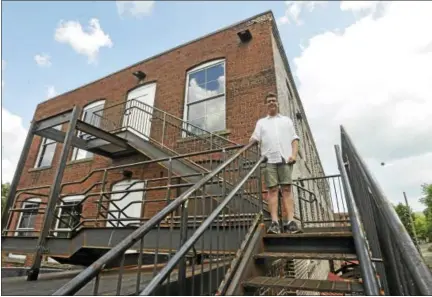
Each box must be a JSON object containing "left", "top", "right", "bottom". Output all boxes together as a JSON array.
[{"left": 2, "top": 10, "right": 331, "bottom": 281}]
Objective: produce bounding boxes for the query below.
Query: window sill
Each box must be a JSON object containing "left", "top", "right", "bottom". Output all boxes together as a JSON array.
[
  {"left": 67, "top": 158, "right": 93, "bottom": 166},
  {"left": 177, "top": 129, "right": 231, "bottom": 144},
  {"left": 29, "top": 166, "right": 52, "bottom": 173}
]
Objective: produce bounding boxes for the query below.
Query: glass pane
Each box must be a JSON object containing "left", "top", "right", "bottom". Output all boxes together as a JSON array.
[
  {"left": 188, "top": 102, "right": 205, "bottom": 120},
  {"left": 188, "top": 70, "right": 206, "bottom": 86},
  {"left": 206, "top": 112, "right": 225, "bottom": 132},
  {"left": 206, "top": 96, "right": 225, "bottom": 114},
  {"left": 39, "top": 143, "right": 56, "bottom": 167},
  {"left": 206, "top": 63, "right": 225, "bottom": 82},
  {"left": 189, "top": 117, "right": 206, "bottom": 135},
  {"left": 206, "top": 80, "right": 224, "bottom": 97},
  {"left": 19, "top": 203, "right": 39, "bottom": 229},
  {"left": 188, "top": 82, "right": 207, "bottom": 103}
]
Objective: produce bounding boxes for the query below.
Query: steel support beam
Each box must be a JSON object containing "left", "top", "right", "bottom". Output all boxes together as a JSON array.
[
  {"left": 76, "top": 121, "right": 128, "bottom": 149},
  {"left": 1, "top": 226, "right": 243, "bottom": 259},
  {"left": 35, "top": 128, "right": 88, "bottom": 150},
  {"left": 27, "top": 106, "right": 81, "bottom": 281},
  {"left": 34, "top": 110, "right": 73, "bottom": 131},
  {"left": 1, "top": 121, "right": 36, "bottom": 230}
]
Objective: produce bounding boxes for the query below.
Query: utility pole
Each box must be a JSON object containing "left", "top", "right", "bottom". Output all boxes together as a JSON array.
[{"left": 403, "top": 192, "right": 420, "bottom": 252}]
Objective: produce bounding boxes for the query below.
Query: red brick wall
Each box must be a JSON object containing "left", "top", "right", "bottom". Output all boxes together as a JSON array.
[{"left": 9, "top": 14, "right": 276, "bottom": 240}]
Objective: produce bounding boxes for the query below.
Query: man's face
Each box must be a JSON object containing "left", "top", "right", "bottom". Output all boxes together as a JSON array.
[{"left": 266, "top": 96, "right": 278, "bottom": 114}]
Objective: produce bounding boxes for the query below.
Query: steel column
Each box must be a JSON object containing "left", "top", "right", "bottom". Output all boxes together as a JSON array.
[
  {"left": 1, "top": 121, "right": 36, "bottom": 230},
  {"left": 27, "top": 106, "right": 80, "bottom": 281}
]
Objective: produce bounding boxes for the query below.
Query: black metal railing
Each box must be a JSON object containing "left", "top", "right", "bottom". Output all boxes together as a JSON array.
[
  {"left": 340, "top": 125, "right": 432, "bottom": 295},
  {"left": 52, "top": 142, "right": 262, "bottom": 295},
  {"left": 2, "top": 145, "right": 251, "bottom": 238},
  {"left": 89, "top": 98, "right": 251, "bottom": 172},
  {"left": 293, "top": 174, "right": 349, "bottom": 229},
  {"left": 141, "top": 155, "right": 266, "bottom": 295},
  {"left": 335, "top": 144, "right": 380, "bottom": 295}
]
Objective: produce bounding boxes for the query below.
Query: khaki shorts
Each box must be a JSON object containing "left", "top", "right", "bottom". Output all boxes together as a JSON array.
[{"left": 264, "top": 163, "right": 293, "bottom": 189}]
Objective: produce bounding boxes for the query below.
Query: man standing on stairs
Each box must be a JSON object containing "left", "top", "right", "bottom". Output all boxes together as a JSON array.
[{"left": 249, "top": 92, "right": 300, "bottom": 234}]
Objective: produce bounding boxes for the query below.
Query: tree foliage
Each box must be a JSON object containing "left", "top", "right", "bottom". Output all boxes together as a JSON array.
[
  {"left": 394, "top": 202, "right": 417, "bottom": 244},
  {"left": 1, "top": 183, "right": 10, "bottom": 214},
  {"left": 419, "top": 183, "right": 432, "bottom": 241}
]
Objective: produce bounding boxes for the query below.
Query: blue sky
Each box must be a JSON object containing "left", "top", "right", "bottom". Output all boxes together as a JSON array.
[
  {"left": 2, "top": 1, "right": 354, "bottom": 125},
  {"left": 2, "top": 1, "right": 432, "bottom": 211}
]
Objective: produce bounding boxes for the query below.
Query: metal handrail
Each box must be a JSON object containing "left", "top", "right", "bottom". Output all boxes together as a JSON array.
[
  {"left": 3, "top": 146, "right": 244, "bottom": 236},
  {"left": 53, "top": 142, "right": 256, "bottom": 296},
  {"left": 335, "top": 144, "right": 379, "bottom": 295},
  {"left": 93, "top": 98, "right": 238, "bottom": 147},
  {"left": 140, "top": 155, "right": 266, "bottom": 295},
  {"left": 341, "top": 125, "right": 432, "bottom": 295}
]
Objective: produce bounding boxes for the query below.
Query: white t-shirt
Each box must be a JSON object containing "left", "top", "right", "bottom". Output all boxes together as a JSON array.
[{"left": 250, "top": 114, "right": 300, "bottom": 164}]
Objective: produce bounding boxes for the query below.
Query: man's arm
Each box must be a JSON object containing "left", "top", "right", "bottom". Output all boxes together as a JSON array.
[
  {"left": 249, "top": 120, "right": 261, "bottom": 144},
  {"left": 287, "top": 118, "right": 300, "bottom": 164}
]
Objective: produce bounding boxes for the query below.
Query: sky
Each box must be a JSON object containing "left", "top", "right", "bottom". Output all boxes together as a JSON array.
[{"left": 1, "top": 1, "right": 431, "bottom": 211}]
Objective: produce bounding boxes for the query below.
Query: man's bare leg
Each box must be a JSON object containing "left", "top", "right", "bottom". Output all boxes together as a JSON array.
[
  {"left": 281, "top": 184, "right": 300, "bottom": 232},
  {"left": 267, "top": 187, "right": 279, "bottom": 222},
  {"left": 281, "top": 185, "right": 294, "bottom": 221}
]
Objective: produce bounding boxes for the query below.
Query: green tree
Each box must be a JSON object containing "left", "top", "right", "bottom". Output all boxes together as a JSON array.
[
  {"left": 414, "top": 213, "right": 428, "bottom": 242},
  {"left": 420, "top": 183, "right": 432, "bottom": 241},
  {"left": 2, "top": 182, "right": 11, "bottom": 215},
  {"left": 394, "top": 202, "right": 417, "bottom": 244}
]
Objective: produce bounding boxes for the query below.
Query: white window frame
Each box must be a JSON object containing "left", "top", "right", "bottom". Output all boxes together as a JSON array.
[
  {"left": 34, "top": 125, "right": 62, "bottom": 168},
  {"left": 182, "top": 59, "right": 226, "bottom": 136},
  {"left": 71, "top": 100, "right": 105, "bottom": 161},
  {"left": 54, "top": 195, "right": 84, "bottom": 236},
  {"left": 15, "top": 198, "right": 41, "bottom": 236}
]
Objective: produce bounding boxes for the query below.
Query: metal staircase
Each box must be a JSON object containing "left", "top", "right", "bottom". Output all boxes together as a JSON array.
[{"left": 2, "top": 93, "right": 432, "bottom": 295}]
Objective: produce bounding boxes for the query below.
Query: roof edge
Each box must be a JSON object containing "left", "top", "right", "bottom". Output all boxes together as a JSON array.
[
  {"left": 269, "top": 15, "right": 327, "bottom": 176},
  {"left": 36, "top": 10, "right": 274, "bottom": 110}
]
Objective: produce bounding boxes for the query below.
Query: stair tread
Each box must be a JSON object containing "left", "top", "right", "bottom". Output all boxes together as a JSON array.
[
  {"left": 264, "top": 231, "right": 352, "bottom": 238},
  {"left": 255, "top": 252, "right": 358, "bottom": 260},
  {"left": 243, "top": 276, "right": 363, "bottom": 293}
]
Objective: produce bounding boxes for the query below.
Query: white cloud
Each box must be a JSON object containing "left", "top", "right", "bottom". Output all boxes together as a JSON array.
[
  {"left": 47, "top": 85, "right": 57, "bottom": 98},
  {"left": 278, "top": 1, "right": 327, "bottom": 25},
  {"left": 292, "top": 2, "right": 432, "bottom": 210},
  {"left": 34, "top": 53, "right": 52, "bottom": 67},
  {"left": 54, "top": 18, "right": 113, "bottom": 64},
  {"left": 116, "top": 1, "right": 155, "bottom": 18},
  {"left": 1, "top": 108, "right": 28, "bottom": 184},
  {"left": 340, "top": 1, "right": 381, "bottom": 13}
]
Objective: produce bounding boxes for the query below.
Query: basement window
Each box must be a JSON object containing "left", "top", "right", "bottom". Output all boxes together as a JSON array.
[
  {"left": 34, "top": 125, "right": 62, "bottom": 168},
  {"left": 72, "top": 100, "right": 105, "bottom": 161},
  {"left": 54, "top": 195, "right": 84, "bottom": 238},
  {"left": 15, "top": 198, "right": 41, "bottom": 236},
  {"left": 183, "top": 60, "right": 226, "bottom": 135}
]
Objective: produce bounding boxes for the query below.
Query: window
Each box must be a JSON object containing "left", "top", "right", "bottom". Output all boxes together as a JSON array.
[
  {"left": 15, "top": 198, "right": 41, "bottom": 236},
  {"left": 54, "top": 195, "right": 83, "bottom": 237},
  {"left": 34, "top": 125, "right": 62, "bottom": 168},
  {"left": 184, "top": 60, "right": 226, "bottom": 134},
  {"left": 72, "top": 100, "right": 105, "bottom": 161}
]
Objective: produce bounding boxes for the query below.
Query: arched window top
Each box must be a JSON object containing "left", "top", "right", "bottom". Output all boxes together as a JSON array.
[
  {"left": 187, "top": 59, "right": 225, "bottom": 74},
  {"left": 84, "top": 99, "right": 105, "bottom": 110},
  {"left": 24, "top": 197, "right": 41, "bottom": 204}
]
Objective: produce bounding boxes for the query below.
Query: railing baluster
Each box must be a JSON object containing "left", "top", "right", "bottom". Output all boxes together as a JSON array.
[
  {"left": 93, "top": 272, "right": 101, "bottom": 295},
  {"left": 135, "top": 238, "right": 144, "bottom": 295},
  {"left": 116, "top": 253, "right": 126, "bottom": 295}
]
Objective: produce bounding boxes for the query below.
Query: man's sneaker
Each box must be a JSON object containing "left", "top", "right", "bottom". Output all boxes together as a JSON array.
[
  {"left": 283, "top": 220, "right": 301, "bottom": 233},
  {"left": 267, "top": 221, "right": 281, "bottom": 234}
]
